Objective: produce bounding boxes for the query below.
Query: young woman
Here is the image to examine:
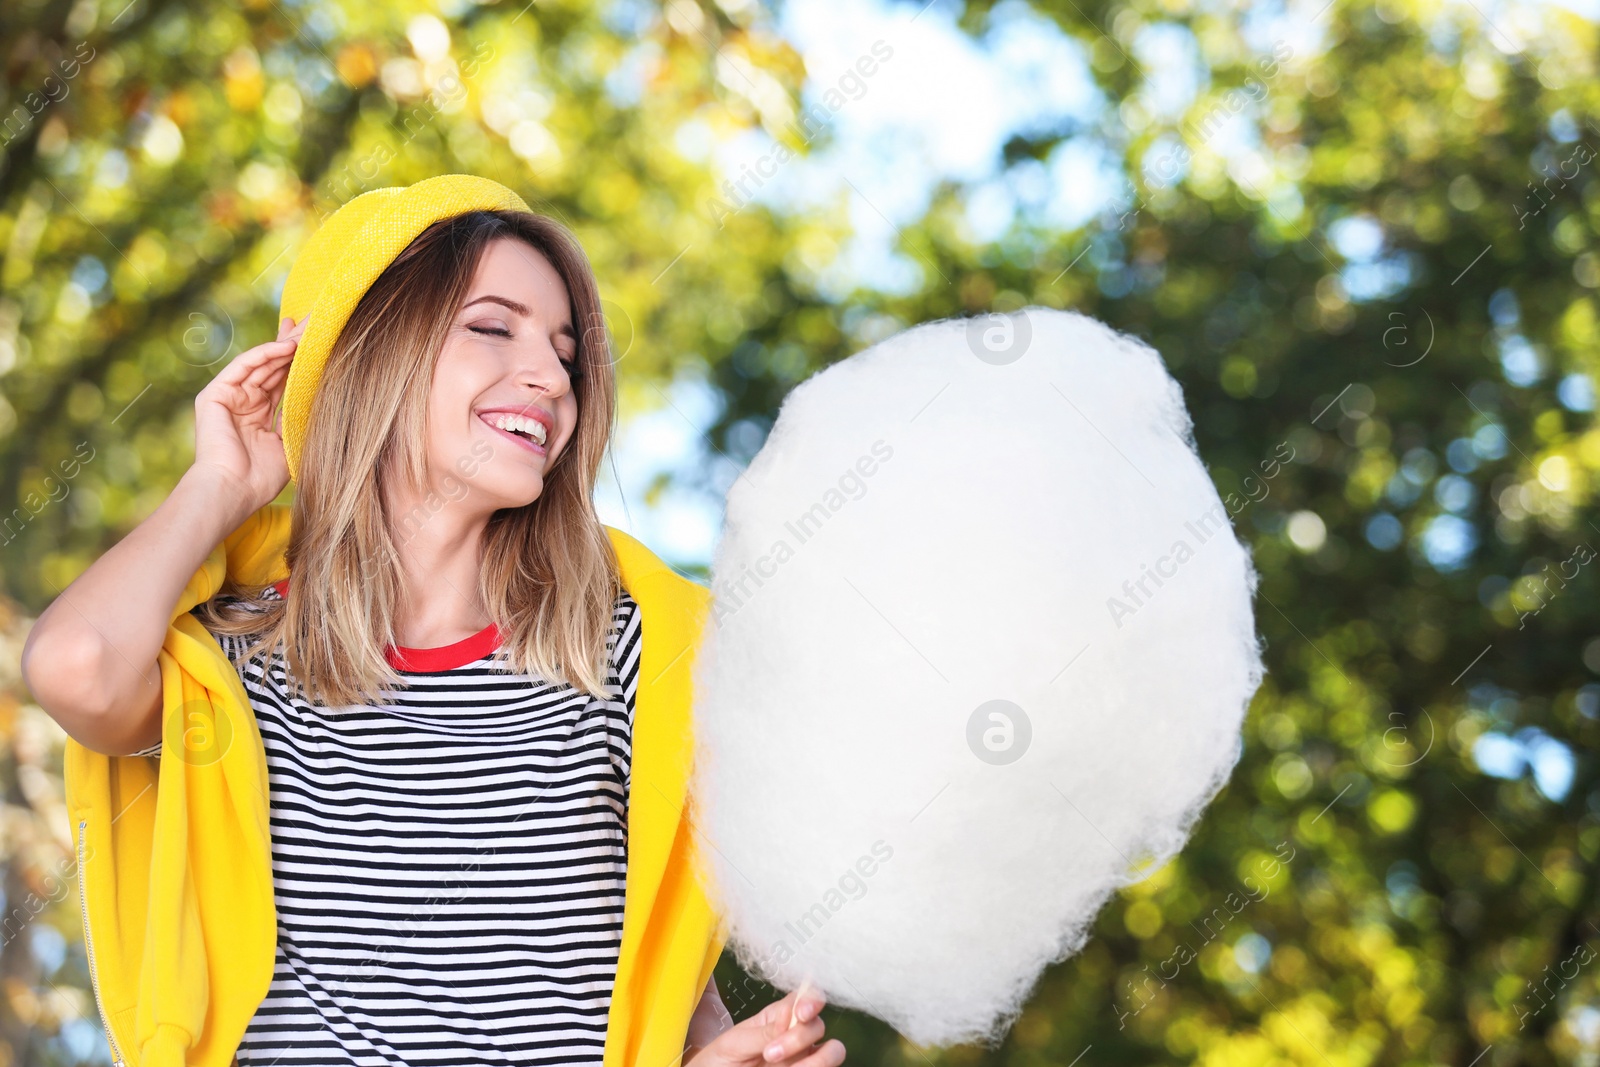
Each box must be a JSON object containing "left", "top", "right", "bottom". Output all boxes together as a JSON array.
[{"left": 24, "top": 178, "right": 844, "bottom": 1067}]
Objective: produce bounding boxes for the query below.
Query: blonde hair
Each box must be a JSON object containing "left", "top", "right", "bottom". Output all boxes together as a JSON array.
[{"left": 194, "top": 209, "right": 623, "bottom": 707}]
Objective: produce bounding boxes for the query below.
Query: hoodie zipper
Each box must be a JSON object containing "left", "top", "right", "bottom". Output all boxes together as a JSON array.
[{"left": 78, "top": 819, "right": 126, "bottom": 1067}]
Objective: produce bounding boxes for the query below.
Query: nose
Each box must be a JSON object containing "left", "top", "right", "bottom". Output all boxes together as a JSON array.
[{"left": 513, "top": 340, "right": 571, "bottom": 399}]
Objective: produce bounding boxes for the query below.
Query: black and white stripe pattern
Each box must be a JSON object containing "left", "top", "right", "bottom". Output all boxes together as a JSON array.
[{"left": 141, "top": 585, "right": 642, "bottom": 1066}]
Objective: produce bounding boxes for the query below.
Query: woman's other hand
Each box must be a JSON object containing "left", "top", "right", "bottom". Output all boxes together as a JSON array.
[
  {"left": 686, "top": 984, "right": 844, "bottom": 1067},
  {"left": 188, "top": 314, "right": 306, "bottom": 521}
]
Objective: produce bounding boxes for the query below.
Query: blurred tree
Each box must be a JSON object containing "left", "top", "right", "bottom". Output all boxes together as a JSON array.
[{"left": 699, "top": 2, "right": 1600, "bottom": 1067}]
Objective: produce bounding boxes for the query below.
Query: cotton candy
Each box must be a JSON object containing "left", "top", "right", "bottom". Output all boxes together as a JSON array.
[{"left": 688, "top": 307, "right": 1265, "bottom": 1048}]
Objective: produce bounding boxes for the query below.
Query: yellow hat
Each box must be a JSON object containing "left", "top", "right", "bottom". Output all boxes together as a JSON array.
[{"left": 275, "top": 173, "right": 533, "bottom": 483}]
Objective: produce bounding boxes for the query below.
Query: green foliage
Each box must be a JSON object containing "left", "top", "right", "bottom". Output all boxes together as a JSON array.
[{"left": 733, "top": 3, "right": 1595, "bottom": 1066}]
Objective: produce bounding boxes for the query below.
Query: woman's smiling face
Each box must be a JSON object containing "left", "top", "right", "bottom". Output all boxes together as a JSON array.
[{"left": 425, "top": 236, "right": 580, "bottom": 511}]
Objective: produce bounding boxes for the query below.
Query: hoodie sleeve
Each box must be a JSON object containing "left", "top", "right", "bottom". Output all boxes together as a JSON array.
[{"left": 129, "top": 597, "right": 274, "bottom": 759}]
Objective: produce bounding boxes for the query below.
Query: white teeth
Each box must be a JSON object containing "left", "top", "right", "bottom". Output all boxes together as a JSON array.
[{"left": 486, "top": 412, "right": 547, "bottom": 445}]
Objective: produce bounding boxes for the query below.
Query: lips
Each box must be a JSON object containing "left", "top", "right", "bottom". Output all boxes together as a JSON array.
[{"left": 478, "top": 412, "right": 547, "bottom": 456}]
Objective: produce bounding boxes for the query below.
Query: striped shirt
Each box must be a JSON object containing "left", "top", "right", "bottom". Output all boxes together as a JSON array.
[{"left": 136, "top": 580, "right": 642, "bottom": 1066}]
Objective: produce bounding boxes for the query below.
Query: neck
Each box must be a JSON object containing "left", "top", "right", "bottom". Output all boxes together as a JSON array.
[{"left": 380, "top": 480, "right": 496, "bottom": 649}]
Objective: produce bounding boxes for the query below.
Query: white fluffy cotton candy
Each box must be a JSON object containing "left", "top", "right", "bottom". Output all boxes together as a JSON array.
[{"left": 688, "top": 307, "right": 1265, "bottom": 1049}]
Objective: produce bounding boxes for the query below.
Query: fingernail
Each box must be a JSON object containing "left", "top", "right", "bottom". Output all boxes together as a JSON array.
[
  {"left": 763, "top": 1041, "right": 783, "bottom": 1060},
  {"left": 797, "top": 998, "right": 816, "bottom": 1022},
  {"left": 792, "top": 979, "right": 812, "bottom": 1021}
]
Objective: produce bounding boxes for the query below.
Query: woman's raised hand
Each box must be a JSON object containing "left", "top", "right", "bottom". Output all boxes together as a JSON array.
[
  {"left": 23, "top": 313, "right": 309, "bottom": 754},
  {"left": 687, "top": 985, "right": 844, "bottom": 1067},
  {"left": 188, "top": 314, "right": 306, "bottom": 521}
]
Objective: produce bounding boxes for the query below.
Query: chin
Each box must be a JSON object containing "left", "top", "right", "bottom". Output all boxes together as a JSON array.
[{"left": 483, "top": 474, "right": 545, "bottom": 509}]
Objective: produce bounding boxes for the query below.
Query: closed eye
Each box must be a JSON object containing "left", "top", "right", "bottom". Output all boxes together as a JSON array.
[{"left": 469, "top": 325, "right": 581, "bottom": 375}]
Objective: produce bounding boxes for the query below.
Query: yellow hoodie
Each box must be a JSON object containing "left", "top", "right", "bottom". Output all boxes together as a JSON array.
[{"left": 63, "top": 502, "right": 727, "bottom": 1067}]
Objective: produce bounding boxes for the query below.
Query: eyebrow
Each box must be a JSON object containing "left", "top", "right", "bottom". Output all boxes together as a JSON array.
[{"left": 462, "top": 294, "right": 576, "bottom": 339}]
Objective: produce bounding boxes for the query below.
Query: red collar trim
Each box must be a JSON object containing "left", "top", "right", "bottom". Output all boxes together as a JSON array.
[
  {"left": 271, "top": 577, "right": 503, "bottom": 673},
  {"left": 385, "top": 624, "right": 503, "bottom": 673}
]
